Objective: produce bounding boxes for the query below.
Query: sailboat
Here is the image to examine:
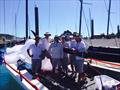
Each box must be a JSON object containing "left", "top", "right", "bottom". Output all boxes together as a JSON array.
[
  {"left": 82, "top": 0, "right": 120, "bottom": 82},
  {"left": 3, "top": 0, "right": 120, "bottom": 90}
]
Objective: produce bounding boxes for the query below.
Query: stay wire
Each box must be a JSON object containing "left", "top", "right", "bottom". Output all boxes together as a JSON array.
[
  {"left": 15, "top": 0, "right": 21, "bottom": 19},
  {"left": 3, "top": 0, "right": 6, "bottom": 35},
  {"left": 104, "top": 0, "right": 118, "bottom": 47},
  {"left": 48, "top": 0, "right": 51, "bottom": 31},
  {"left": 83, "top": 8, "right": 93, "bottom": 46},
  {"left": 15, "top": 0, "right": 21, "bottom": 38}
]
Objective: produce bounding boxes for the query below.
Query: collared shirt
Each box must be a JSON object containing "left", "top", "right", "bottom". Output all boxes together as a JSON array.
[
  {"left": 49, "top": 42, "right": 63, "bottom": 59},
  {"left": 62, "top": 41, "right": 69, "bottom": 58},
  {"left": 75, "top": 41, "right": 87, "bottom": 60},
  {"left": 69, "top": 39, "right": 77, "bottom": 49},
  {"left": 42, "top": 38, "right": 51, "bottom": 51},
  {"left": 28, "top": 43, "right": 45, "bottom": 59}
]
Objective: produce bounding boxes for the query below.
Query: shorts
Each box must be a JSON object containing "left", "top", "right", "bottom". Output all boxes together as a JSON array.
[{"left": 74, "top": 59, "right": 84, "bottom": 73}]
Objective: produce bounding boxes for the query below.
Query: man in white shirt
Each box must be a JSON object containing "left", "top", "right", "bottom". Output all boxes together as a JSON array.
[
  {"left": 74, "top": 35, "right": 87, "bottom": 83},
  {"left": 42, "top": 32, "right": 51, "bottom": 51},
  {"left": 41, "top": 32, "right": 52, "bottom": 61},
  {"left": 49, "top": 35, "right": 63, "bottom": 73},
  {"left": 27, "top": 35, "right": 45, "bottom": 79},
  {"left": 69, "top": 35, "right": 77, "bottom": 73},
  {"left": 60, "top": 35, "right": 69, "bottom": 74}
]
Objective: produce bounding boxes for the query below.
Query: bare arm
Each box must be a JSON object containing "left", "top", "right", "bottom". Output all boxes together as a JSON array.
[{"left": 27, "top": 49, "right": 33, "bottom": 57}]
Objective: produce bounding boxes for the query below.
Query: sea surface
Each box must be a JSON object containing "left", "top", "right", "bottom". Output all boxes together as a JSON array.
[{"left": 0, "top": 65, "right": 25, "bottom": 90}]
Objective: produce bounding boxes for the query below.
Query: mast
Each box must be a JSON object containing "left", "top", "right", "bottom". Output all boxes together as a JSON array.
[
  {"left": 79, "top": 0, "right": 83, "bottom": 36},
  {"left": 91, "top": 19, "right": 94, "bottom": 39},
  {"left": 26, "top": 0, "right": 28, "bottom": 39},
  {"left": 35, "top": 6, "right": 39, "bottom": 36},
  {"left": 117, "top": 25, "right": 120, "bottom": 38},
  {"left": 15, "top": 14, "right": 17, "bottom": 40},
  {"left": 107, "top": 0, "right": 111, "bottom": 38}
]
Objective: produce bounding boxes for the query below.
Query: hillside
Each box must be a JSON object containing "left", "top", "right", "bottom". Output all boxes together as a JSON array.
[{"left": 0, "top": 34, "right": 24, "bottom": 44}]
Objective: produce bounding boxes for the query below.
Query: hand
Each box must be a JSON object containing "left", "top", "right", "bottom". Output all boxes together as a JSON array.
[
  {"left": 72, "top": 48, "right": 77, "bottom": 54},
  {"left": 72, "top": 48, "right": 76, "bottom": 51},
  {"left": 65, "top": 47, "right": 68, "bottom": 48},
  {"left": 39, "top": 54, "right": 42, "bottom": 58},
  {"left": 30, "top": 55, "right": 33, "bottom": 57}
]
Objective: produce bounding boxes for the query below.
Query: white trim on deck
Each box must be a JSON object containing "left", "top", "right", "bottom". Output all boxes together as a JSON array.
[
  {"left": 6, "top": 64, "right": 48, "bottom": 90},
  {"left": 84, "top": 61, "right": 120, "bottom": 73}
]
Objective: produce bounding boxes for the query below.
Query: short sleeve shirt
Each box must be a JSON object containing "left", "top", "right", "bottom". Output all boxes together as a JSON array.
[
  {"left": 75, "top": 41, "right": 87, "bottom": 60},
  {"left": 28, "top": 43, "right": 45, "bottom": 59}
]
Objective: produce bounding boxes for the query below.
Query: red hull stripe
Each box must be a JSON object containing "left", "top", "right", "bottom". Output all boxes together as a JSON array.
[{"left": 4, "top": 60, "right": 40, "bottom": 90}]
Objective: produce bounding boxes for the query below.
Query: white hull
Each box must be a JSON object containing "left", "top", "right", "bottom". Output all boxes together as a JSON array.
[{"left": 5, "top": 63, "right": 48, "bottom": 90}]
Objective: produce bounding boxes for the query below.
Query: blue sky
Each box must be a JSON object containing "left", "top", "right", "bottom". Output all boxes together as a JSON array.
[{"left": 0, "top": 0, "right": 120, "bottom": 38}]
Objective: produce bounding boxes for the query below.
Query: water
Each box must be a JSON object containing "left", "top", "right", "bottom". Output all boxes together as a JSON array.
[
  {"left": 0, "top": 65, "right": 25, "bottom": 90},
  {"left": 0, "top": 46, "right": 26, "bottom": 90}
]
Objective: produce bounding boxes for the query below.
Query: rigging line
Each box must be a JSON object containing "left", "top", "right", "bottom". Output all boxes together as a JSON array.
[
  {"left": 34, "top": 0, "right": 36, "bottom": 5},
  {"left": 89, "top": 8, "right": 91, "bottom": 22},
  {"left": 79, "top": 0, "right": 83, "bottom": 36},
  {"left": 15, "top": 14, "right": 17, "bottom": 39},
  {"left": 119, "top": 0, "right": 120, "bottom": 47},
  {"left": 3, "top": 0, "right": 6, "bottom": 35},
  {"left": 75, "top": 2, "right": 78, "bottom": 32},
  {"left": 15, "top": 0, "right": 21, "bottom": 18},
  {"left": 104, "top": 0, "right": 117, "bottom": 27},
  {"left": 27, "top": 0, "right": 31, "bottom": 38},
  {"left": 34, "top": 0, "right": 38, "bottom": 6},
  {"left": 104, "top": 0, "right": 118, "bottom": 47},
  {"left": 109, "top": 20, "right": 114, "bottom": 35},
  {"left": 115, "top": 0, "right": 118, "bottom": 25},
  {"left": 110, "top": 20, "right": 118, "bottom": 46},
  {"left": 104, "top": 0, "right": 114, "bottom": 34},
  {"left": 88, "top": 8, "right": 93, "bottom": 46},
  {"left": 48, "top": 0, "right": 51, "bottom": 30},
  {"left": 82, "top": 8, "right": 93, "bottom": 46},
  {"left": 28, "top": 15, "right": 31, "bottom": 38},
  {"left": 103, "top": 0, "right": 108, "bottom": 11},
  {"left": 52, "top": 1, "right": 57, "bottom": 35},
  {"left": 119, "top": 0, "right": 120, "bottom": 24},
  {"left": 15, "top": 0, "right": 21, "bottom": 38},
  {"left": 109, "top": 19, "right": 118, "bottom": 47},
  {"left": 55, "top": 24, "right": 58, "bottom": 35},
  {"left": 0, "top": 0, "right": 1, "bottom": 33}
]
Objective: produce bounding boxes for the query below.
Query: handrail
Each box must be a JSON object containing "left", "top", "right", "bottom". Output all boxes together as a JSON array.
[{"left": 4, "top": 60, "right": 40, "bottom": 90}]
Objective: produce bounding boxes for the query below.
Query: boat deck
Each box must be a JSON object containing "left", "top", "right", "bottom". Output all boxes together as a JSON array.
[
  {"left": 25, "top": 67, "right": 97, "bottom": 90},
  {"left": 5, "top": 60, "right": 120, "bottom": 90}
]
